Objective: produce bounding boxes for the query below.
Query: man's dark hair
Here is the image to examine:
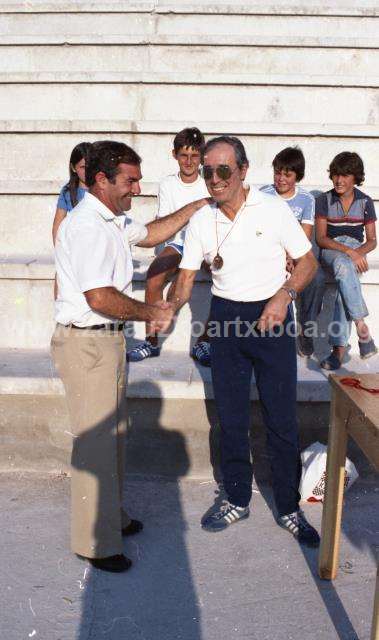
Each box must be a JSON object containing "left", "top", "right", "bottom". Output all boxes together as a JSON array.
[
  {"left": 86, "top": 141, "right": 141, "bottom": 187},
  {"left": 272, "top": 146, "right": 305, "bottom": 181},
  {"left": 328, "top": 151, "right": 365, "bottom": 186},
  {"left": 203, "top": 135, "right": 249, "bottom": 169},
  {"left": 173, "top": 127, "right": 205, "bottom": 154}
]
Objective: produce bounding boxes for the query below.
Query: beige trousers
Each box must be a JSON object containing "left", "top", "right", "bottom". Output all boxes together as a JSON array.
[{"left": 51, "top": 324, "right": 131, "bottom": 558}]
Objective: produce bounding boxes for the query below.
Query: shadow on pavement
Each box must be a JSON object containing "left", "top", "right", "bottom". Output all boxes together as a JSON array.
[{"left": 75, "top": 380, "right": 202, "bottom": 640}]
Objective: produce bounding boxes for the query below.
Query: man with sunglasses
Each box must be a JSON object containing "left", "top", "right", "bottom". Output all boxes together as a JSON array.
[{"left": 168, "top": 136, "right": 320, "bottom": 547}]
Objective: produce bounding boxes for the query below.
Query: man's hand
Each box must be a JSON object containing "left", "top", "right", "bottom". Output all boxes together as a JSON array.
[
  {"left": 139, "top": 197, "right": 214, "bottom": 248},
  {"left": 257, "top": 290, "right": 290, "bottom": 332},
  {"left": 346, "top": 248, "right": 369, "bottom": 273},
  {"left": 149, "top": 300, "right": 175, "bottom": 334}
]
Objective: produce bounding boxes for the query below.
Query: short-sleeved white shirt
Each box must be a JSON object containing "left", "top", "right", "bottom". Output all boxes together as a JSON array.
[
  {"left": 157, "top": 173, "right": 209, "bottom": 246},
  {"left": 54, "top": 192, "right": 147, "bottom": 327},
  {"left": 180, "top": 186, "right": 312, "bottom": 302}
]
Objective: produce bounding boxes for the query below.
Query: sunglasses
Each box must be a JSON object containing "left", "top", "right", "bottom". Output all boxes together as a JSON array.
[{"left": 201, "top": 164, "right": 238, "bottom": 181}]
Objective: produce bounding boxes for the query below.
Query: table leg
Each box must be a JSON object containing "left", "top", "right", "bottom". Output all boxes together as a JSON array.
[
  {"left": 371, "top": 564, "right": 379, "bottom": 640},
  {"left": 318, "top": 388, "right": 349, "bottom": 580}
]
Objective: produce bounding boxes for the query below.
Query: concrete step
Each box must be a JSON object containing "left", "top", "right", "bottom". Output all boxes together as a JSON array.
[
  {"left": 2, "top": 347, "right": 379, "bottom": 401},
  {"left": 0, "top": 133, "right": 379, "bottom": 200},
  {"left": 3, "top": 120, "right": 379, "bottom": 138},
  {"left": 1, "top": 10, "right": 379, "bottom": 47},
  {"left": 0, "top": 184, "right": 378, "bottom": 263},
  {"left": 1, "top": 45, "right": 379, "bottom": 87},
  {"left": 5, "top": 251, "right": 379, "bottom": 281},
  {"left": 1, "top": 192, "right": 378, "bottom": 258},
  {"left": 0, "top": 187, "right": 378, "bottom": 262},
  {"left": 1, "top": 255, "right": 379, "bottom": 351},
  {"left": 1, "top": 1, "right": 378, "bottom": 16},
  {"left": 1, "top": 345, "right": 378, "bottom": 473},
  {"left": 1, "top": 85, "right": 379, "bottom": 127},
  {"left": 0, "top": 256, "right": 211, "bottom": 350}
]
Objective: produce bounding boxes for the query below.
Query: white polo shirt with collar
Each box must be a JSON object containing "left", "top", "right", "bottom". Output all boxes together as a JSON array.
[
  {"left": 180, "top": 186, "right": 312, "bottom": 302},
  {"left": 54, "top": 192, "right": 147, "bottom": 327}
]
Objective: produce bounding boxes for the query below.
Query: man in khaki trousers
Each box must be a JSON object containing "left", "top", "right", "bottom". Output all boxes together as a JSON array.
[{"left": 52, "top": 140, "right": 210, "bottom": 572}]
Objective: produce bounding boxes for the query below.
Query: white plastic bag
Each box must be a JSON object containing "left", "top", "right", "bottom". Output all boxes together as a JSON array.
[{"left": 300, "top": 441, "right": 359, "bottom": 503}]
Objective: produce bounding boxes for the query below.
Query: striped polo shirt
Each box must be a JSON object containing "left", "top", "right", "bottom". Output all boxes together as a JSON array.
[{"left": 315, "top": 188, "right": 376, "bottom": 243}]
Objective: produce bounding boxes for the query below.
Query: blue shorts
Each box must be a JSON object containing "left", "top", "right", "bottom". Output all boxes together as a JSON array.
[{"left": 165, "top": 242, "right": 184, "bottom": 256}]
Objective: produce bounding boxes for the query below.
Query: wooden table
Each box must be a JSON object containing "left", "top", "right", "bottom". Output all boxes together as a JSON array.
[{"left": 318, "top": 374, "right": 379, "bottom": 640}]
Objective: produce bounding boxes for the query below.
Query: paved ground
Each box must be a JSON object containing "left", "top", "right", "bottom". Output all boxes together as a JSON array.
[{"left": 1, "top": 471, "right": 378, "bottom": 640}]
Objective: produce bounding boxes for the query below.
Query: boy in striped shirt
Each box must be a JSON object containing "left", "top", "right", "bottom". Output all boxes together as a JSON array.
[{"left": 315, "top": 151, "right": 377, "bottom": 370}]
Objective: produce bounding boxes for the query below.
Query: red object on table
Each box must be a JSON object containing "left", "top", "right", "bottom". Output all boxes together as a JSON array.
[{"left": 340, "top": 377, "right": 379, "bottom": 395}]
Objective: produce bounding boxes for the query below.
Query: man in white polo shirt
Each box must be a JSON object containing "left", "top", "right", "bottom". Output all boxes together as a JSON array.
[
  {"left": 169, "top": 136, "right": 320, "bottom": 547},
  {"left": 52, "top": 141, "right": 210, "bottom": 573}
]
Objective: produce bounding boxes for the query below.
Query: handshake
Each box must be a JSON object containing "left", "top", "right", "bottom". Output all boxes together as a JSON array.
[{"left": 149, "top": 300, "right": 176, "bottom": 334}]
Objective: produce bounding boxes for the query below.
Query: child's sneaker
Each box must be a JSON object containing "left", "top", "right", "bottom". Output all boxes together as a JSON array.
[
  {"left": 320, "top": 352, "right": 342, "bottom": 371},
  {"left": 191, "top": 341, "right": 211, "bottom": 367},
  {"left": 358, "top": 338, "right": 378, "bottom": 360},
  {"left": 297, "top": 334, "right": 314, "bottom": 358},
  {"left": 127, "top": 340, "right": 160, "bottom": 362}
]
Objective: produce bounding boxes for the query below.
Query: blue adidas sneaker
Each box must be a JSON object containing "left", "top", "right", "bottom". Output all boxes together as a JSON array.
[
  {"left": 202, "top": 501, "right": 250, "bottom": 532},
  {"left": 127, "top": 340, "right": 160, "bottom": 362},
  {"left": 191, "top": 341, "right": 211, "bottom": 367},
  {"left": 277, "top": 509, "right": 320, "bottom": 547}
]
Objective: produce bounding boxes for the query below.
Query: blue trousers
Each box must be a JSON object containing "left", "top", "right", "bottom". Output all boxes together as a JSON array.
[
  {"left": 297, "top": 266, "right": 326, "bottom": 327},
  {"left": 209, "top": 296, "right": 301, "bottom": 516},
  {"left": 321, "top": 235, "right": 368, "bottom": 347}
]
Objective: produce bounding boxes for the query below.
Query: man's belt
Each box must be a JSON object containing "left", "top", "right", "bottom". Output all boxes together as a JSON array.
[{"left": 69, "top": 323, "right": 125, "bottom": 331}]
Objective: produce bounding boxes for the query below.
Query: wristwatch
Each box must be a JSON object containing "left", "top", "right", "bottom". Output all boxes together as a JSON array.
[{"left": 280, "top": 287, "right": 297, "bottom": 301}]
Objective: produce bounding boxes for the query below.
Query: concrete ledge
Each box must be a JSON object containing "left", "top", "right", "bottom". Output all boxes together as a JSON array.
[
  {"left": 0, "top": 255, "right": 211, "bottom": 281},
  {"left": 1, "top": 72, "right": 379, "bottom": 88},
  {"left": 0, "top": 255, "right": 54, "bottom": 279},
  {"left": 0, "top": 179, "right": 158, "bottom": 196},
  {"left": 0, "top": 179, "right": 379, "bottom": 202},
  {"left": 2, "top": 255, "right": 379, "bottom": 285},
  {"left": 3, "top": 34, "right": 379, "bottom": 48},
  {"left": 1, "top": 121, "right": 378, "bottom": 139},
  {"left": 0, "top": 391, "right": 334, "bottom": 476},
  {"left": 2, "top": 45, "right": 379, "bottom": 89},
  {"left": 1, "top": 347, "right": 379, "bottom": 402},
  {"left": 1, "top": 2, "right": 378, "bottom": 17}
]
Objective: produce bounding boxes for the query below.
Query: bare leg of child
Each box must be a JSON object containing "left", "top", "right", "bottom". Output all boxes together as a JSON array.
[
  {"left": 145, "top": 246, "right": 182, "bottom": 345},
  {"left": 127, "top": 246, "right": 182, "bottom": 362}
]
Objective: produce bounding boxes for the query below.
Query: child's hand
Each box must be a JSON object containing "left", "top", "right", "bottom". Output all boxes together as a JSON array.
[{"left": 346, "top": 248, "right": 368, "bottom": 273}]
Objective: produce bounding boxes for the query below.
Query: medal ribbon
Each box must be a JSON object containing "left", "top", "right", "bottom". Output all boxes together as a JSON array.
[{"left": 213, "top": 196, "right": 247, "bottom": 269}]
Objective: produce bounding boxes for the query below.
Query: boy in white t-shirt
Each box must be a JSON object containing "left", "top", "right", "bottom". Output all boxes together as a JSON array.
[
  {"left": 128, "top": 127, "right": 209, "bottom": 361},
  {"left": 260, "top": 146, "right": 326, "bottom": 357}
]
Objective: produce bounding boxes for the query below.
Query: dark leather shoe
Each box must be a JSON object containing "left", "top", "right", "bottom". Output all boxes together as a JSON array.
[
  {"left": 88, "top": 554, "right": 132, "bottom": 573},
  {"left": 122, "top": 519, "right": 143, "bottom": 536}
]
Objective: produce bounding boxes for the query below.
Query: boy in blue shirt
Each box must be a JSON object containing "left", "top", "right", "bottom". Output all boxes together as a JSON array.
[{"left": 261, "top": 146, "right": 325, "bottom": 356}]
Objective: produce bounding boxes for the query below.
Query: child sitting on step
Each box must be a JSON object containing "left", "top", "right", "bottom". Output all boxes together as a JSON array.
[
  {"left": 127, "top": 127, "right": 208, "bottom": 362},
  {"left": 315, "top": 151, "right": 377, "bottom": 370}
]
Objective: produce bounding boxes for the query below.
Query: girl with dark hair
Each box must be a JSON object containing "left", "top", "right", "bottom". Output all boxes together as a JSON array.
[{"left": 52, "top": 141, "right": 91, "bottom": 244}]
